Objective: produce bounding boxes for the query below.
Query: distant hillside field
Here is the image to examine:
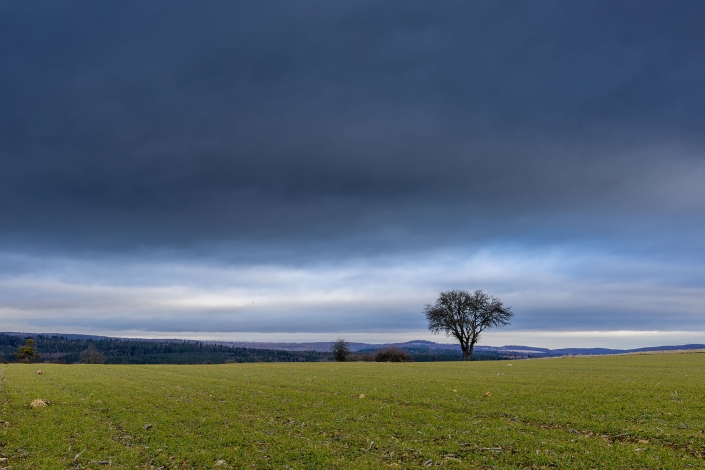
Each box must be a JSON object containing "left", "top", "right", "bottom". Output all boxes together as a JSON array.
[{"left": 3, "top": 353, "right": 705, "bottom": 468}]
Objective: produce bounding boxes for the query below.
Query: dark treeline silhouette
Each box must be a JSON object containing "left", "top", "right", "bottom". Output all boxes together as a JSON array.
[{"left": 0, "top": 334, "right": 331, "bottom": 364}]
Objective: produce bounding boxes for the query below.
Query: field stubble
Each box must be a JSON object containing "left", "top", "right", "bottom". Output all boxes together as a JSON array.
[{"left": 1, "top": 353, "right": 705, "bottom": 468}]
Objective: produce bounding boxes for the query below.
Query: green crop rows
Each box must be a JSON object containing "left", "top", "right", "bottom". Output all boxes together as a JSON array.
[{"left": 2, "top": 353, "right": 705, "bottom": 468}]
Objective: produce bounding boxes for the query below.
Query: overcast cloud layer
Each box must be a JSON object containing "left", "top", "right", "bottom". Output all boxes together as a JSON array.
[{"left": 1, "top": 1, "right": 704, "bottom": 347}]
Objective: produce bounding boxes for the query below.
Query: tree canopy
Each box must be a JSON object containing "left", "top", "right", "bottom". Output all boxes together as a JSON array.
[{"left": 425, "top": 289, "right": 513, "bottom": 361}]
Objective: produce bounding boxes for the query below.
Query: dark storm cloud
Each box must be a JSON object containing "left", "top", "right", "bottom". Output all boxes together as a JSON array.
[
  {"left": 2, "top": 0, "right": 704, "bottom": 257},
  {"left": 1, "top": 1, "right": 705, "bottom": 344}
]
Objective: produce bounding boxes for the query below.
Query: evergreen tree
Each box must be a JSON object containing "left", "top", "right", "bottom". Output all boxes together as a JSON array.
[{"left": 14, "top": 338, "right": 41, "bottom": 363}]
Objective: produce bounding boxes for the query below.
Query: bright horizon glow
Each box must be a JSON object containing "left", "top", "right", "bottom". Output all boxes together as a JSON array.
[
  {"left": 2, "top": 249, "right": 704, "bottom": 349},
  {"left": 0, "top": 247, "right": 705, "bottom": 340}
]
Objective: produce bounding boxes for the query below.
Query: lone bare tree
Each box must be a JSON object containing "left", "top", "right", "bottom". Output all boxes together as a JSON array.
[
  {"left": 331, "top": 338, "right": 350, "bottom": 362},
  {"left": 79, "top": 344, "right": 105, "bottom": 364},
  {"left": 424, "top": 289, "right": 513, "bottom": 361}
]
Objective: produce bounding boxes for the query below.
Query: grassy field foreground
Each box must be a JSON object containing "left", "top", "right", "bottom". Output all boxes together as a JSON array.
[{"left": 2, "top": 354, "right": 705, "bottom": 469}]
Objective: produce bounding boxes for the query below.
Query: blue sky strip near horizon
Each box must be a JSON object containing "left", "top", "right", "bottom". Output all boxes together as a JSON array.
[{"left": 1, "top": 1, "right": 704, "bottom": 348}]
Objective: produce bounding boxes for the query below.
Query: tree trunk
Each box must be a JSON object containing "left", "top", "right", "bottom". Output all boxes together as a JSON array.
[
  {"left": 467, "top": 340, "right": 475, "bottom": 361},
  {"left": 461, "top": 345, "right": 471, "bottom": 361}
]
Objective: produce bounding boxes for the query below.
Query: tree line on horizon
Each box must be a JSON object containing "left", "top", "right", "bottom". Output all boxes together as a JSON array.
[
  {"left": 0, "top": 335, "right": 331, "bottom": 364},
  {"left": 1, "top": 334, "right": 516, "bottom": 365}
]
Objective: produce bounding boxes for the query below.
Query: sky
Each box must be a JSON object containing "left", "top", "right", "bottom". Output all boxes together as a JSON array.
[{"left": 1, "top": 1, "right": 704, "bottom": 348}]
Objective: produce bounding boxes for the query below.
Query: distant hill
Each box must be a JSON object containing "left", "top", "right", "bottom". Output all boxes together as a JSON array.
[
  {"left": 211, "top": 340, "right": 458, "bottom": 353},
  {"left": 215, "top": 339, "right": 471, "bottom": 352},
  {"left": 211, "top": 339, "right": 705, "bottom": 357}
]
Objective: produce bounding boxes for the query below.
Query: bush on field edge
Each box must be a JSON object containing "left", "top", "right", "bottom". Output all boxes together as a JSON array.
[{"left": 348, "top": 347, "right": 413, "bottom": 362}]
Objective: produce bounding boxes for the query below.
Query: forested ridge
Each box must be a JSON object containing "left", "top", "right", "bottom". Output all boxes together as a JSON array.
[{"left": 0, "top": 334, "right": 331, "bottom": 364}]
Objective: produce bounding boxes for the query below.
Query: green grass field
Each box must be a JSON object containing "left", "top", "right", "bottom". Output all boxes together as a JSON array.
[{"left": 2, "top": 353, "right": 705, "bottom": 469}]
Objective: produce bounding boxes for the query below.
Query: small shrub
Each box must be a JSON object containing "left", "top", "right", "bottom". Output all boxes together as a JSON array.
[
  {"left": 374, "top": 347, "right": 411, "bottom": 362},
  {"left": 331, "top": 339, "right": 350, "bottom": 362}
]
